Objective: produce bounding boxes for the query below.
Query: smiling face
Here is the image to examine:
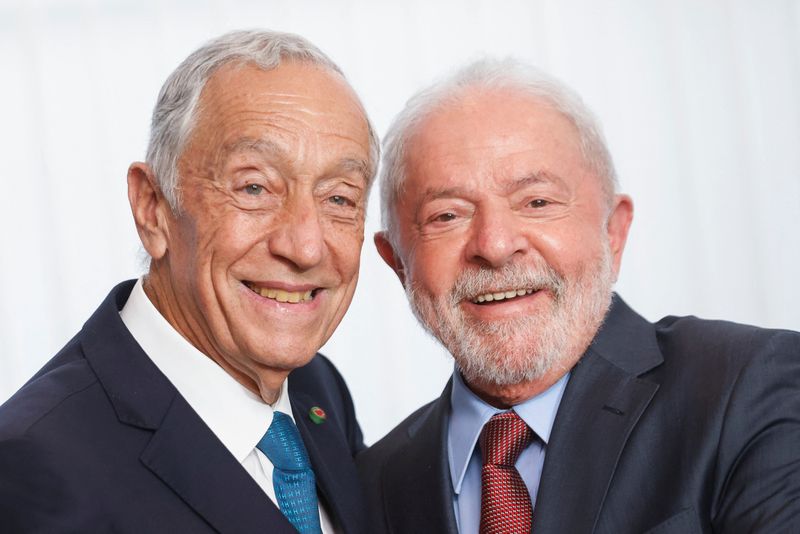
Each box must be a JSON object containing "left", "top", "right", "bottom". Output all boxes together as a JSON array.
[
  {"left": 134, "top": 61, "right": 371, "bottom": 399},
  {"left": 376, "top": 87, "right": 632, "bottom": 405}
]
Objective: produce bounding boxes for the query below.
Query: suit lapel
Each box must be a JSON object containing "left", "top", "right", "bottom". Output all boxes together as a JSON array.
[
  {"left": 534, "top": 351, "right": 658, "bottom": 533},
  {"left": 381, "top": 384, "right": 459, "bottom": 534},
  {"left": 290, "top": 389, "right": 366, "bottom": 534},
  {"left": 533, "top": 295, "right": 662, "bottom": 533},
  {"left": 81, "top": 281, "right": 295, "bottom": 534},
  {"left": 140, "top": 395, "right": 295, "bottom": 534}
]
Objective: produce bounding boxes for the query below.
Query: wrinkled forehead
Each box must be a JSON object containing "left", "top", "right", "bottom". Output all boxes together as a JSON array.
[
  {"left": 204, "top": 61, "right": 373, "bottom": 174},
  {"left": 405, "top": 89, "right": 588, "bottom": 180},
  {"left": 417, "top": 87, "right": 580, "bottom": 147},
  {"left": 179, "top": 62, "right": 373, "bottom": 174},
  {"left": 196, "top": 60, "right": 367, "bottom": 125}
]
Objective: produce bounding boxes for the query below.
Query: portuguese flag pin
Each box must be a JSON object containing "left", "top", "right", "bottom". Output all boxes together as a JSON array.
[{"left": 309, "top": 406, "right": 327, "bottom": 424}]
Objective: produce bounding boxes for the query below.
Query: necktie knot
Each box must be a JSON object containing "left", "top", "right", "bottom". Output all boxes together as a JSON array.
[
  {"left": 479, "top": 411, "right": 533, "bottom": 467},
  {"left": 258, "top": 411, "right": 312, "bottom": 471}
]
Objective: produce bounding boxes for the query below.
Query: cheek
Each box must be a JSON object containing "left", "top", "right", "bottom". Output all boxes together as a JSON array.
[
  {"left": 207, "top": 213, "right": 272, "bottom": 261},
  {"left": 409, "top": 242, "right": 463, "bottom": 295},
  {"left": 326, "top": 224, "right": 365, "bottom": 279},
  {"left": 532, "top": 224, "right": 606, "bottom": 274}
]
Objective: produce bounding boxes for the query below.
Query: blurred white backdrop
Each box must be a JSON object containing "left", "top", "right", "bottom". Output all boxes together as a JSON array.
[{"left": 1, "top": 0, "right": 798, "bottom": 444}]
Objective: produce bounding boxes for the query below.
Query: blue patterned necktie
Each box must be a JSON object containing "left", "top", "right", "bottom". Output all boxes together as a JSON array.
[{"left": 256, "top": 411, "right": 323, "bottom": 533}]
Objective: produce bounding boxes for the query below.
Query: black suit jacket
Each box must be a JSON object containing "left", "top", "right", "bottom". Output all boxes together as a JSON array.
[
  {"left": 0, "top": 280, "right": 369, "bottom": 533},
  {"left": 358, "top": 295, "right": 800, "bottom": 533}
]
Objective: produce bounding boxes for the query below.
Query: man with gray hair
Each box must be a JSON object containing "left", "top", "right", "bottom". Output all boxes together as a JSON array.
[
  {"left": 0, "top": 30, "right": 377, "bottom": 533},
  {"left": 358, "top": 59, "right": 800, "bottom": 533}
]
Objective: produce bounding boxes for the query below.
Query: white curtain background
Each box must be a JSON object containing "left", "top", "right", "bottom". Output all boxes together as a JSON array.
[{"left": 1, "top": 0, "right": 798, "bottom": 444}]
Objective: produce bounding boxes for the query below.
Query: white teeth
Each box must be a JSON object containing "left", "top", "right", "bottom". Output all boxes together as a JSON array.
[
  {"left": 249, "top": 284, "right": 313, "bottom": 303},
  {"left": 472, "top": 288, "right": 536, "bottom": 304}
]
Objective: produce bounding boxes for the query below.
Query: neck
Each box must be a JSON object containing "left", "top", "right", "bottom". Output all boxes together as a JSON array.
[
  {"left": 142, "top": 267, "right": 287, "bottom": 404},
  {"left": 464, "top": 368, "right": 568, "bottom": 408}
]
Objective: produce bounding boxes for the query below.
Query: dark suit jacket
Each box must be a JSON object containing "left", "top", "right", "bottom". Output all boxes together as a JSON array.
[
  {"left": 0, "top": 280, "right": 369, "bottom": 533},
  {"left": 358, "top": 295, "right": 800, "bottom": 533}
]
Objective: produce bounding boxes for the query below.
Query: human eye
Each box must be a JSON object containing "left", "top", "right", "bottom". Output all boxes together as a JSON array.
[
  {"left": 519, "top": 194, "right": 566, "bottom": 219},
  {"left": 328, "top": 194, "right": 355, "bottom": 207},
  {"left": 421, "top": 199, "right": 472, "bottom": 230},
  {"left": 243, "top": 183, "right": 266, "bottom": 196},
  {"left": 319, "top": 177, "right": 364, "bottom": 215},
  {"left": 233, "top": 176, "right": 280, "bottom": 211},
  {"left": 320, "top": 186, "right": 363, "bottom": 224},
  {"left": 432, "top": 212, "right": 457, "bottom": 223},
  {"left": 424, "top": 209, "right": 466, "bottom": 229}
]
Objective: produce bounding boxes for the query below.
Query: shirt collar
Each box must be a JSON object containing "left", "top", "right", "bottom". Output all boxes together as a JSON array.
[
  {"left": 447, "top": 366, "right": 569, "bottom": 495},
  {"left": 119, "top": 277, "right": 283, "bottom": 462}
]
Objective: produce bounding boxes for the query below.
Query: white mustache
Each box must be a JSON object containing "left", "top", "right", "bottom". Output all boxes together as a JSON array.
[{"left": 448, "top": 263, "right": 565, "bottom": 306}]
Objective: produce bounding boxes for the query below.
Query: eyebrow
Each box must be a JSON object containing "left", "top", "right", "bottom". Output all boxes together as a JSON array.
[
  {"left": 504, "top": 172, "right": 553, "bottom": 194},
  {"left": 223, "top": 137, "right": 371, "bottom": 183},
  {"left": 332, "top": 157, "right": 371, "bottom": 184},
  {"left": 222, "top": 137, "right": 285, "bottom": 159},
  {"left": 420, "top": 171, "right": 563, "bottom": 201}
]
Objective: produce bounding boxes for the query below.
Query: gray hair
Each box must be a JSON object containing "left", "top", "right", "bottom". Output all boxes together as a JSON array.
[
  {"left": 146, "top": 29, "right": 380, "bottom": 210},
  {"left": 380, "top": 58, "right": 618, "bottom": 243}
]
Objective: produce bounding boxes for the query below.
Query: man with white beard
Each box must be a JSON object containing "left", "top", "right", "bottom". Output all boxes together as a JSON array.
[{"left": 357, "top": 59, "right": 800, "bottom": 533}]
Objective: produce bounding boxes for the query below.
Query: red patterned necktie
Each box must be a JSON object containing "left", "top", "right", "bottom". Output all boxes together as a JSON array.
[{"left": 479, "top": 411, "right": 534, "bottom": 534}]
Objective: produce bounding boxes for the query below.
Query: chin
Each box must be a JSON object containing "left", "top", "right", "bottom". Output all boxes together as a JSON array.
[
  {"left": 250, "top": 344, "right": 319, "bottom": 371},
  {"left": 455, "top": 347, "right": 559, "bottom": 387}
]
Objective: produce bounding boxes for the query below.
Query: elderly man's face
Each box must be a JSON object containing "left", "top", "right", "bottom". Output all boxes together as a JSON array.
[
  {"left": 376, "top": 88, "right": 632, "bottom": 399},
  {"left": 155, "top": 62, "right": 371, "bottom": 390}
]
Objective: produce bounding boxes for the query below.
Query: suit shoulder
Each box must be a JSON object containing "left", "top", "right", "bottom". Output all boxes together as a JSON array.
[
  {"left": 291, "top": 352, "right": 354, "bottom": 405},
  {"left": 292, "top": 352, "right": 341, "bottom": 384},
  {"left": 360, "top": 398, "right": 439, "bottom": 465},
  {"left": 647, "top": 315, "right": 800, "bottom": 421},
  {"left": 654, "top": 315, "right": 799, "bottom": 366},
  {"left": 0, "top": 349, "right": 98, "bottom": 439}
]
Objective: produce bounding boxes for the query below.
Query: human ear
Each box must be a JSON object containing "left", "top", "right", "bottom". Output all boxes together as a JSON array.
[
  {"left": 374, "top": 231, "right": 407, "bottom": 286},
  {"left": 606, "top": 194, "right": 634, "bottom": 279},
  {"left": 127, "top": 162, "right": 172, "bottom": 260}
]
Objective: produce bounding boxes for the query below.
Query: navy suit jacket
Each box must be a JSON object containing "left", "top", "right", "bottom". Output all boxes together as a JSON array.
[
  {"left": 0, "top": 280, "right": 370, "bottom": 533},
  {"left": 357, "top": 295, "right": 800, "bottom": 533}
]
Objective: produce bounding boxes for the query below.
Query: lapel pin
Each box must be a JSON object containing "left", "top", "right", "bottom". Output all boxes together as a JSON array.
[{"left": 309, "top": 406, "right": 327, "bottom": 424}]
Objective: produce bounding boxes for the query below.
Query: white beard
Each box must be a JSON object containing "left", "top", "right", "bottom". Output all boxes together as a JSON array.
[{"left": 406, "top": 244, "right": 615, "bottom": 387}]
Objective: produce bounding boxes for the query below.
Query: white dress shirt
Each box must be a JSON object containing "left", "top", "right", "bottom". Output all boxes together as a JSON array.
[{"left": 119, "top": 278, "right": 335, "bottom": 533}]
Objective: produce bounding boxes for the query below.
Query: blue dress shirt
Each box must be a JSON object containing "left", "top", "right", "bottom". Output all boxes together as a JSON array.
[{"left": 447, "top": 368, "right": 569, "bottom": 533}]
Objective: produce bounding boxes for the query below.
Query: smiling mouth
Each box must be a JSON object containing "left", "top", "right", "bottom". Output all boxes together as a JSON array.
[
  {"left": 243, "top": 282, "right": 317, "bottom": 303},
  {"left": 471, "top": 288, "right": 537, "bottom": 304}
]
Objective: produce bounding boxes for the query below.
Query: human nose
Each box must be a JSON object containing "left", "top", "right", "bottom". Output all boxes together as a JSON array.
[
  {"left": 268, "top": 196, "right": 325, "bottom": 270},
  {"left": 464, "top": 207, "right": 528, "bottom": 268}
]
